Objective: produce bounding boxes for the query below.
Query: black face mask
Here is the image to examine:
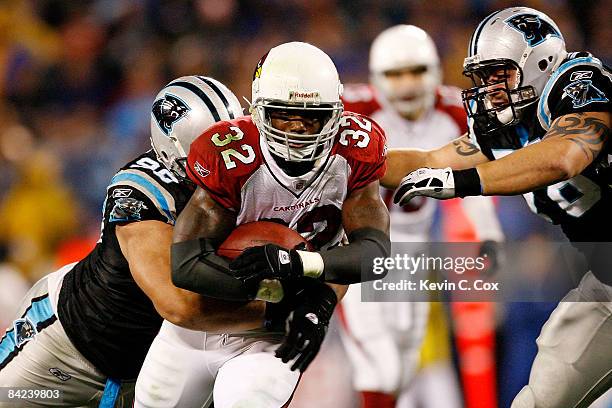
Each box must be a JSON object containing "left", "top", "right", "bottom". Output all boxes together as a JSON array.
[{"left": 462, "top": 60, "right": 537, "bottom": 135}]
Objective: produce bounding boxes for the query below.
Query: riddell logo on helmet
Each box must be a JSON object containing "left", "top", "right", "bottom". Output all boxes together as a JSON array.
[{"left": 289, "top": 91, "right": 321, "bottom": 103}]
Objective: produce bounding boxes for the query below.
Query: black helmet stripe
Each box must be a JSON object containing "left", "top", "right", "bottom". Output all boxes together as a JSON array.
[
  {"left": 196, "top": 76, "right": 237, "bottom": 119},
  {"left": 470, "top": 10, "right": 504, "bottom": 56},
  {"left": 171, "top": 81, "right": 221, "bottom": 122}
]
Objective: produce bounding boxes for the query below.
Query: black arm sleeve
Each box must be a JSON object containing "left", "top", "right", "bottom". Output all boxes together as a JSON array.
[
  {"left": 171, "top": 239, "right": 258, "bottom": 301},
  {"left": 319, "top": 227, "right": 390, "bottom": 284}
]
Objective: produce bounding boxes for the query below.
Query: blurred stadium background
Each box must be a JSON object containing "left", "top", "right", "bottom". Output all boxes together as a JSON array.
[{"left": 0, "top": 0, "right": 610, "bottom": 407}]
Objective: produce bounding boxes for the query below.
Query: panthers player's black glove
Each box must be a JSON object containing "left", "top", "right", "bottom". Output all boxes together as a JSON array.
[
  {"left": 275, "top": 279, "right": 337, "bottom": 372},
  {"left": 229, "top": 244, "right": 304, "bottom": 284}
]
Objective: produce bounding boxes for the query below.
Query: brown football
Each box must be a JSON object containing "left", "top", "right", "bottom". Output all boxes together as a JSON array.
[{"left": 217, "top": 221, "right": 310, "bottom": 259}]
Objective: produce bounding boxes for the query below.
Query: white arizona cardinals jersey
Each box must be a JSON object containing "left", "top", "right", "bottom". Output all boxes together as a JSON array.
[
  {"left": 186, "top": 113, "right": 387, "bottom": 250},
  {"left": 343, "top": 84, "right": 468, "bottom": 241}
]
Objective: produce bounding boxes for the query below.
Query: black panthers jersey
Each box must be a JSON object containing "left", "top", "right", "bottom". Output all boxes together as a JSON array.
[
  {"left": 57, "top": 150, "right": 194, "bottom": 380},
  {"left": 469, "top": 52, "right": 611, "bottom": 243}
]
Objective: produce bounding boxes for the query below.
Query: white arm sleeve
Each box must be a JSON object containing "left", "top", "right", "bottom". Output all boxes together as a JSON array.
[{"left": 460, "top": 196, "right": 504, "bottom": 242}]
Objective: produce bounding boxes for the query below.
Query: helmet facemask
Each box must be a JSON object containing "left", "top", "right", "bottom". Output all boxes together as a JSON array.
[
  {"left": 252, "top": 99, "right": 343, "bottom": 162},
  {"left": 462, "top": 59, "right": 537, "bottom": 134},
  {"left": 150, "top": 136, "right": 195, "bottom": 187}
]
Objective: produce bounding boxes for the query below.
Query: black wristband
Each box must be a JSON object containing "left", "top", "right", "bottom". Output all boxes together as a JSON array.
[{"left": 453, "top": 168, "right": 482, "bottom": 198}]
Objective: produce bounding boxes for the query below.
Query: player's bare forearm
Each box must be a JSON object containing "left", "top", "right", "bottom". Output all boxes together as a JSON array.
[
  {"left": 173, "top": 187, "right": 236, "bottom": 244},
  {"left": 477, "top": 112, "right": 610, "bottom": 195},
  {"left": 382, "top": 134, "right": 489, "bottom": 188},
  {"left": 119, "top": 220, "right": 263, "bottom": 331},
  {"left": 180, "top": 298, "right": 266, "bottom": 332},
  {"left": 382, "top": 148, "right": 431, "bottom": 189}
]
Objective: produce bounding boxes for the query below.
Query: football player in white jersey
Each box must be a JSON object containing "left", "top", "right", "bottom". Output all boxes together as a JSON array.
[
  {"left": 135, "top": 42, "right": 391, "bottom": 408},
  {"left": 339, "top": 25, "right": 503, "bottom": 408},
  {"left": 388, "top": 7, "right": 612, "bottom": 408}
]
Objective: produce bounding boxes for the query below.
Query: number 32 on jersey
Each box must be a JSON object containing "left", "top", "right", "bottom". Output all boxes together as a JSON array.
[
  {"left": 339, "top": 115, "right": 371, "bottom": 148},
  {"left": 212, "top": 126, "right": 256, "bottom": 169}
]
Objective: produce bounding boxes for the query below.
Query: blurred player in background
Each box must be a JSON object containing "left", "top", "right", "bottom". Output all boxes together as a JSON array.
[
  {"left": 340, "top": 25, "right": 503, "bottom": 408},
  {"left": 0, "top": 76, "right": 243, "bottom": 407},
  {"left": 135, "top": 41, "right": 391, "bottom": 408},
  {"left": 391, "top": 7, "right": 612, "bottom": 408}
]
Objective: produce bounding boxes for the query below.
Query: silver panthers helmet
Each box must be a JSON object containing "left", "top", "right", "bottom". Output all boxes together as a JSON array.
[
  {"left": 462, "top": 7, "right": 566, "bottom": 133},
  {"left": 150, "top": 76, "right": 243, "bottom": 178}
]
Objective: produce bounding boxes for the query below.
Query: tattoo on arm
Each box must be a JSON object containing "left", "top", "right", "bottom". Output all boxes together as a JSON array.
[
  {"left": 545, "top": 113, "right": 610, "bottom": 161},
  {"left": 452, "top": 137, "right": 481, "bottom": 156}
]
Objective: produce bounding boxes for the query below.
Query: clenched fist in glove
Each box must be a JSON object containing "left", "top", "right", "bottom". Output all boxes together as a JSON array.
[
  {"left": 229, "top": 244, "right": 305, "bottom": 284},
  {"left": 275, "top": 279, "right": 337, "bottom": 372}
]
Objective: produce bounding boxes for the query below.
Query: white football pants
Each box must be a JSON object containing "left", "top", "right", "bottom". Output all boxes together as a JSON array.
[{"left": 134, "top": 320, "right": 300, "bottom": 408}]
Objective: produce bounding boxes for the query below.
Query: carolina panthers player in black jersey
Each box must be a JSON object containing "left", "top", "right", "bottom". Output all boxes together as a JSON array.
[
  {"left": 0, "top": 76, "right": 244, "bottom": 407},
  {"left": 384, "top": 6, "right": 611, "bottom": 408}
]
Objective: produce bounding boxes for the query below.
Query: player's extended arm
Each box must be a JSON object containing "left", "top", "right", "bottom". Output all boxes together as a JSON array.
[
  {"left": 476, "top": 112, "right": 609, "bottom": 195},
  {"left": 118, "top": 219, "right": 264, "bottom": 332},
  {"left": 381, "top": 134, "right": 490, "bottom": 189},
  {"left": 170, "top": 187, "right": 266, "bottom": 302}
]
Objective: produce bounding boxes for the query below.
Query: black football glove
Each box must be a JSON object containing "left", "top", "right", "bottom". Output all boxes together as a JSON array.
[
  {"left": 275, "top": 279, "right": 337, "bottom": 372},
  {"left": 229, "top": 244, "right": 304, "bottom": 285}
]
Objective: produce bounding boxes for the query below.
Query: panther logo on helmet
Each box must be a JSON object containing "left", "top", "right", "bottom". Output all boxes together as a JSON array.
[
  {"left": 152, "top": 94, "right": 190, "bottom": 136},
  {"left": 505, "top": 14, "right": 560, "bottom": 47}
]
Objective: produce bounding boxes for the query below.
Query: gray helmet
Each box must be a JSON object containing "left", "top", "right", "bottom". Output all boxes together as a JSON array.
[
  {"left": 462, "top": 7, "right": 566, "bottom": 133},
  {"left": 150, "top": 76, "right": 243, "bottom": 178}
]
